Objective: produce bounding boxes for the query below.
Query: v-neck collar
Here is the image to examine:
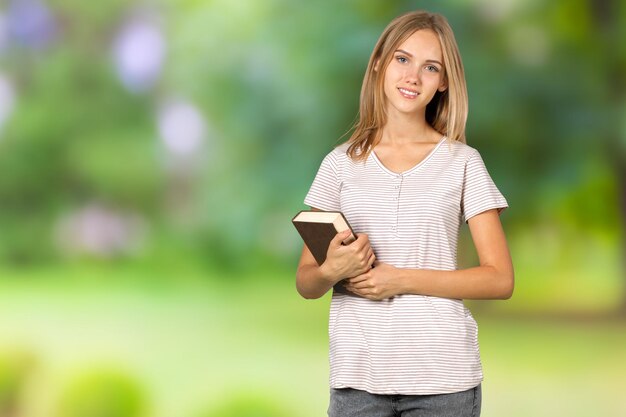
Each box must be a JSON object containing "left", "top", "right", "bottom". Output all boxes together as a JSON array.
[{"left": 370, "top": 136, "right": 447, "bottom": 177}]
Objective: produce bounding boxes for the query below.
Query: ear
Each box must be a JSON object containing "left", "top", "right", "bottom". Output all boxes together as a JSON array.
[
  {"left": 438, "top": 81, "right": 448, "bottom": 93},
  {"left": 373, "top": 58, "right": 380, "bottom": 72}
]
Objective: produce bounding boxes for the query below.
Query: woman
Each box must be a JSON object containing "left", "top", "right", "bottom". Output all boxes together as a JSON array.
[{"left": 296, "top": 10, "right": 513, "bottom": 417}]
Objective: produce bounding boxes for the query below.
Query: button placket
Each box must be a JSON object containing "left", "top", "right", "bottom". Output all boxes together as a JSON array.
[{"left": 392, "top": 174, "right": 403, "bottom": 236}]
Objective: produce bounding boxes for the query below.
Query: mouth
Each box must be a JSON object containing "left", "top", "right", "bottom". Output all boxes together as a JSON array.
[{"left": 398, "top": 87, "right": 419, "bottom": 99}]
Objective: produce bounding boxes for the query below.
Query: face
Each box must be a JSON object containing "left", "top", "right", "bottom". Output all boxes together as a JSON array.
[{"left": 380, "top": 29, "right": 447, "bottom": 118}]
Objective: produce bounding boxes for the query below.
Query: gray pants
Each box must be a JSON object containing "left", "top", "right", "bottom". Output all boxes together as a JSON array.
[{"left": 328, "top": 384, "right": 481, "bottom": 417}]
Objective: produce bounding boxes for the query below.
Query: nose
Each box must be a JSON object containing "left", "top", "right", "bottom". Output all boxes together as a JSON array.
[{"left": 404, "top": 67, "right": 422, "bottom": 85}]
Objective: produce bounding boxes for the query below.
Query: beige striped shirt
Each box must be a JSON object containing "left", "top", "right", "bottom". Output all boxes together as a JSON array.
[{"left": 304, "top": 137, "right": 508, "bottom": 395}]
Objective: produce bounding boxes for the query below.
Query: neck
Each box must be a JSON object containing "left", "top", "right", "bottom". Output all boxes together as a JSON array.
[{"left": 380, "top": 110, "right": 435, "bottom": 145}]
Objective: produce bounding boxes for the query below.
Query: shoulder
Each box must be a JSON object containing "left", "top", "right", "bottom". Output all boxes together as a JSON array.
[
  {"left": 321, "top": 142, "right": 355, "bottom": 166},
  {"left": 312, "top": 143, "right": 352, "bottom": 179},
  {"left": 441, "top": 138, "right": 481, "bottom": 162},
  {"left": 317, "top": 142, "right": 349, "bottom": 160},
  {"left": 332, "top": 142, "right": 351, "bottom": 157}
]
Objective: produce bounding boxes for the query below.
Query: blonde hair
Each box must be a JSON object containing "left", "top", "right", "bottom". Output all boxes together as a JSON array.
[{"left": 346, "top": 10, "right": 468, "bottom": 161}]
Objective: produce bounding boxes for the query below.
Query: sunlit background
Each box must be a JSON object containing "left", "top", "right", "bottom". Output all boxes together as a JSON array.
[{"left": 0, "top": 0, "right": 625, "bottom": 416}]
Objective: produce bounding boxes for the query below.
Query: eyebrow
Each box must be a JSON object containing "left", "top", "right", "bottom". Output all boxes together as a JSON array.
[{"left": 394, "top": 49, "right": 443, "bottom": 66}]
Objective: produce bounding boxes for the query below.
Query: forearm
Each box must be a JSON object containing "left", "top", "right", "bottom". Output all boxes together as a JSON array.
[
  {"left": 344, "top": 211, "right": 514, "bottom": 301},
  {"left": 397, "top": 265, "right": 514, "bottom": 300},
  {"left": 296, "top": 232, "right": 376, "bottom": 299},
  {"left": 296, "top": 263, "right": 337, "bottom": 299}
]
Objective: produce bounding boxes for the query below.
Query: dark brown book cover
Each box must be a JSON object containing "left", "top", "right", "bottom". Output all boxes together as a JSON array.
[
  {"left": 292, "top": 221, "right": 338, "bottom": 265},
  {"left": 292, "top": 211, "right": 355, "bottom": 264},
  {"left": 292, "top": 210, "right": 358, "bottom": 296}
]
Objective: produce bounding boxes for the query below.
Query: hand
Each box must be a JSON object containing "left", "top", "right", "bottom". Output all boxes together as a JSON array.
[
  {"left": 344, "top": 262, "right": 402, "bottom": 300},
  {"left": 320, "top": 231, "right": 375, "bottom": 284}
]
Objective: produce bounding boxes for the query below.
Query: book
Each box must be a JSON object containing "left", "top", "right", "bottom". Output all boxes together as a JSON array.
[
  {"left": 292, "top": 210, "right": 356, "bottom": 265},
  {"left": 292, "top": 210, "right": 358, "bottom": 296}
]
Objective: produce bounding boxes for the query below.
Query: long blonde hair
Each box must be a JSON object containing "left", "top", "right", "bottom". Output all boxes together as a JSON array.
[{"left": 346, "top": 10, "right": 468, "bottom": 161}]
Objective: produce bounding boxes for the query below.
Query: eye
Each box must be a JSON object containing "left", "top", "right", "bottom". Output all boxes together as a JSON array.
[
  {"left": 396, "top": 55, "right": 408, "bottom": 64},
  {"left": 426, "top": 65, "right": 440, "bottom": 72}
]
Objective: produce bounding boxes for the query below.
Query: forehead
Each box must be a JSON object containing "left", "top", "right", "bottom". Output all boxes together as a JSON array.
[{"left": 395, "top": 29, "right": 443, "bottom": 60}]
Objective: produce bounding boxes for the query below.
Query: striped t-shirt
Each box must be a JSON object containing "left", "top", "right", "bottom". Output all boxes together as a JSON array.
[{"left": 304, "top": 136, "right": 508, "bottom": 395}]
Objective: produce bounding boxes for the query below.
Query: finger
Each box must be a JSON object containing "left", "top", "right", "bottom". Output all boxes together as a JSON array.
[
  {"left": 352, "top": 288, "right": 374, "bottom": 300},
  {"left": 351, "top": 281, "right": 370, "bottom": 290},
  {"left": 341, "top": 230, "right": 357, "bottom": 245},
  {"left": 330, "top": 230, "right": 353, "bottom": 248},
  {"left": 358, "top": 245, "right": 372, "bottom": 259},
  {"left": 354, "top": 243, "right": 372, "bottom": 266},
  {"left": 353, "top": 233, "right": 370, "bottom": 250},
  {"left": 345, "top": 285, "right": 365, "bottom": 296},
  {"left": 346, "top": 274, "right": 368, "bottom": 284},
  {"left": 346, "top": 281, "right": 367, "bottom": 290}
]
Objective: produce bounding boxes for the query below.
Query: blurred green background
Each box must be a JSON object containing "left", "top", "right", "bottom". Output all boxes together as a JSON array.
[{"left": 0, "top": 0, "right": 625, "bottom": 416}]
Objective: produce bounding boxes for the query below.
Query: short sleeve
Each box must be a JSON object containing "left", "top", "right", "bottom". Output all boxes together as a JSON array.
[
  {"left": 461, "top": 150, "right": 508, "bottom": 223},
  {"left": 304, "top": 151, "right": 341, "bottom": 211}
]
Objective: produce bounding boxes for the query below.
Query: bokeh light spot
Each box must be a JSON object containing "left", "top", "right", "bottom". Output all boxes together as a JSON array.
[
  {"left": 0, "top": 73, "right": 16, "bottom": 134},
  {"left": 113, "top": 19, "right": 165, "bottom": 93},
  {"left": 157, "top": 99, "right": 206, "bottom": 157},
  {"left": 6, "top": 0, "right": 56, "bottom": 48}
]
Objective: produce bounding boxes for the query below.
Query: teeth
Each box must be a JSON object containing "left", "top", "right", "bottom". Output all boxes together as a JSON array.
[{"left": 399, "top": 88, "right": 418, "bottom": 96}]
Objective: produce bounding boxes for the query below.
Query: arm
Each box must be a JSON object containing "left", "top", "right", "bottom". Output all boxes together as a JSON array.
[
  {"left": 296, "top": 209, "right": 376, "bottom": 299},
  {"left": 344, "top": 209, "right": 514, "bottom": 300}
]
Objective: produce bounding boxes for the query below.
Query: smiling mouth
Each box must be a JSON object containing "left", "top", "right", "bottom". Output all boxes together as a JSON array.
[{"left": 398, "top": 87, "right": 419, "bottom": 98}]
